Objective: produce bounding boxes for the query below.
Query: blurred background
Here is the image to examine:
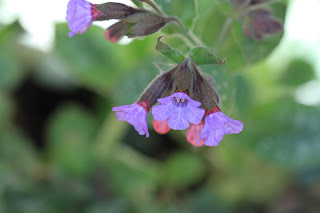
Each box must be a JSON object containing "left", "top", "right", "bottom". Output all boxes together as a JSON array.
[{"left": 0, "top": 0, "right": 320, "bottom": 212}]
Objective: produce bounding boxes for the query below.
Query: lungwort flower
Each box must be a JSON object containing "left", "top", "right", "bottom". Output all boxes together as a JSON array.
[
  {"left": 200, "top": 107, "right": 243, "bottom": 146},
  {"left": 152, "top": 92, "right": 205, "bottom": 130},
  {"left": 111, "top": 58, "right": 243, "bottom": 147},
  {"left": 66, "top": 0, "right": 102, "bottom": 37},
  {"left": 112, "top": 101, "right": 149, "bottom": 137}
]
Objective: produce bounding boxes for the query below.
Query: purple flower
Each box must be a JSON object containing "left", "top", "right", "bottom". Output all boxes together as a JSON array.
[
  {"left": 200, "top": 108, "right": 243, "bottom": 146},
  {"left": 112, "top": 101, "right": 149, "bottom": 137},
  {"left": 152, "top": 92, "right": 205, "bottom": 130},
  {"left": 66, "top": 0, "right": 101, "bottom": 37}
]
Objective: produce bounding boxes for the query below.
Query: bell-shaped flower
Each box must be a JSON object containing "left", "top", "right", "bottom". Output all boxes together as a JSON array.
[
  {"left": 152, "top": 92, "right": 205, "bottom": 130},
  {"left": 112, "top": 101, "right": 149, "bottom": 137},
  {"left": 66, "top": 0, "right": 102, "bottom": 37},
  {"left": 200, "top": 107, "right": 243, "bottom": 146}
]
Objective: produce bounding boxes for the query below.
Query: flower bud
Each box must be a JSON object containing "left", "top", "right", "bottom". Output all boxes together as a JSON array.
[
  {"left": 105, "top": 20, "right": 129, "bottom": 43},
  {"left": 124, "top": 12, "right": 174, "bottom": 38},
  {"left": 94, "top": 3, "right": 139, "bottom": 20}
]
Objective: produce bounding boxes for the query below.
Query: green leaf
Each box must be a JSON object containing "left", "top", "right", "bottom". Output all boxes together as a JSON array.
[
  {"left": 0, "top": 130, "right": 40, "bottom": 176},
  {"left": 0, "top": 45, "right": 22, "bottom": 90},
  {"left": 131, "top": 0, "right": 143, "bottom": 8},
  {"left": 153, "top": 0, "right": 196, "bottom": 28},
  {"left": 106, "top": 146, "right": 161, "bottom": 200},
  {"left": 0, "top": 93, "right": 13, "bottom": 128},
  {"left": 248, "top": 98, "right": 320, "bottom": 170},
  {"left": 201, "top": 65, "right": 235, "bottom": 111},
  {"left": 279, "top": 59, "right": 315, "bottom": 87},
  {"left": 163, "top": 152, "right": 206, "bottom": 189},
  {"left": 155, "top": 36, "right": 185, "bottom": 63},
  {"left": 47, "top": 104, "right": 96, "bottom": 176},
  {"left": 189, "top": 47, "right": 226, "bottom": 65},
  {"left": 54, "top": 24, "right": 156, "bottom": 94}
]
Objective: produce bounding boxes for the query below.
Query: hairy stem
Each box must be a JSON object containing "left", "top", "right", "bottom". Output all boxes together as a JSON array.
[
  {"left": 149, "top": 0, "right": 204, "bottom": 47},
  {"left": 143, "top": 0, "right": 164, "bottom": 15}
]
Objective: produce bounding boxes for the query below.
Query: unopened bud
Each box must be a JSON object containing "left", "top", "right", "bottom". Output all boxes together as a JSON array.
[
  {"left": 94, "top": 3, "right": 139, "bottom": 20},
  {"left": 105, "top": 20, "right": 129, "bottom": 43},
  {"left": 124, "top": 12, "right": 174, "bottom": 37}
]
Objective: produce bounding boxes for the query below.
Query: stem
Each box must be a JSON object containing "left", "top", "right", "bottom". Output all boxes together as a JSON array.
[
  {"left": 171, "top": 18, "right": 203, "bottom": 47},
  {"left": 214, "top": 17, "right": 232, "bottom": 51},
  {"left": 143, "top": 0, "right": 164, "bottom": 15},
  {"left": 148, "top": 0, "right": 204, "bottom": 47}
]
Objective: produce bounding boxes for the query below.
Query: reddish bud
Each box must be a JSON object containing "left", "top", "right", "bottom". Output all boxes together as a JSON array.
[
  {"left": 105, "top": 20, "right": 129, "bottom": 43},
  {"left": 186, "top": 121, "right": 205, "bottom": 147},
  {"left": 152, "top": 119, "right": 170, "bottom": 134}
]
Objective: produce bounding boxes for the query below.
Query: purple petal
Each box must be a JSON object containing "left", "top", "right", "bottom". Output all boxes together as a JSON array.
[
  {"left": 152, "top": 101, "right": 172, "bottom": 121},
  {"left": 66, "top": 0, "right": 93, "bottom": 37},
  {"left": 172, "top": 92, "right": 201, "bottom": 108},
  {"left": 167, "top": 105, "right": 190, "bottom": 130},
  {"left": 200, "top": 111, "right": 243, "bottom": 146},
  {"left": 112, "top": 102, "right": 149, "bottom": 137},
  {"left": 152, "top": 92, "right": 205, "bottom": 131},
  {"left": 202, "top": 128, "right": 225, "bottom": 146},
  {"left": 186, "top": 105, "right": 205, "bottom": 125}
]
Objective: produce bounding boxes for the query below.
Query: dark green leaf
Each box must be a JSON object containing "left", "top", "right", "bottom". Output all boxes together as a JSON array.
[
  {"left": 279, "top": 59, "right": 315, "bottom": 86},
  {"left": 54, "top": 23, "right": 156, "bottom": 93},
  {"left": 163, "top": 152, "right": 206, "bottom": 189},
  {"left": 249, "top": 99, "right": 320, "bottom": 170},
  {"left": 189, "top": 47, "right": 226, "bottom": 65},
  {"left": 155, "top": 36, "right": 185, "bottom": 63},
  {"left": 47, "top": 104, "right": 96, "bottom": 176}
]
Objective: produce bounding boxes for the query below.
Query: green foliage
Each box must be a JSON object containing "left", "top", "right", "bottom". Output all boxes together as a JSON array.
[
  {"left": 47, "top": 104, "right": 96, "bottom": 176},
  {"left": 279, "top": 59, "right": 315, "bottom": 86},
  {"left": 163, "top": 152, "right": 206, "bottom": 189}
]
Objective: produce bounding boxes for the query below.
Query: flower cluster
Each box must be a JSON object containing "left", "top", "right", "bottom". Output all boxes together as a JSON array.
[
  {"left": 66, "top": 0, "right": 244, "bottom": 147},
  {"left": 112, "top": 59, "right": 243, "bottom": 147},
  {"left": 66, "top": 0, "right": 174, "bottom": 41}
]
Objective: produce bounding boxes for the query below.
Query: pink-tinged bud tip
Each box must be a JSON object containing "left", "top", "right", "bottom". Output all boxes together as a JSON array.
[{"left": 105, "top": 30, "right": 119, "bottom": 43}]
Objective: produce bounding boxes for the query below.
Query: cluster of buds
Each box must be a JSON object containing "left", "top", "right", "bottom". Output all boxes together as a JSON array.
[
  {"left": 113, "top": 59, "right": 243, "bottom": 147},
  {"left": 66, "top": 0, "right": 175, "bottom": 42}
]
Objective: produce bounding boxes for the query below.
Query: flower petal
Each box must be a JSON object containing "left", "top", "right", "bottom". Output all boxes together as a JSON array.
[
  {"left": 66, "top": 0, "right": 93, "bottom": 37},
  {"left": 112, "top": 102, "right": 149, "bottom": 137},
  {"left": 200, "top": 111, "right": 243, "bottom": 146},
  {"left": 186, "top": 105, "right": 205, "bottom": 125},
  {"left": 167, "top": 105, "right": 190, "bottom": 130},
  {"left": 152, "top": 102, "right": 172, "bottom": 121}
]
